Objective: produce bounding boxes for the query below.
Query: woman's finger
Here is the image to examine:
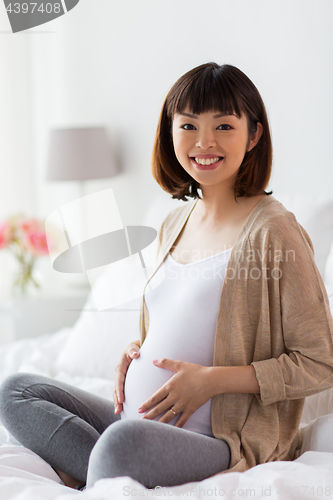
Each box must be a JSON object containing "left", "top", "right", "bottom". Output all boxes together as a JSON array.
[
  {"left": 115, "top": 342, "right": 141, "bottom": 404},
  {"left": 113, "top": 390, "right": 122, "bottom": 414},
  {"left": 174, "top": 412, "right": 190, "bottom": 428},
  {"left": 129, "top": 348, "right": 140, "bottom": 359},
  {"left": 139, "top": 387, "right": 169, "bottom": 416},
  {"left": 153, "top": 358, "right": 179, "bottom": 372},
  {"left": 113, "top": 389, "right": 118, "bottom": 407},
  {"left": 141, "top": 398, "right": 172, "bottom": 420},
  {"left": 126, "top": 342, "right": 141, "bottom": 360},
  {"left": 115, "top": 358, "right": 128, "bottom": 401},
  {"left": 114, "top": 402, "right": 123, "bottom": 414},
  {"left": 156, "top": 406, "right": 182, "bottom": 424}
]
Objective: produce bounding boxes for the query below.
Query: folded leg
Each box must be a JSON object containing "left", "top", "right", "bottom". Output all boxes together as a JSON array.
[
  {"left": 87, "top": 419, "right": 231, "bottom": 488},
  {"left": 0, "top": 372, "right": 119, "bottom": 483}
]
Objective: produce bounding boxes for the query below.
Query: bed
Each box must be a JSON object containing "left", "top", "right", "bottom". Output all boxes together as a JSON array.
[{"left": 1, "top": 192, "right": 333, "bottom": 499}]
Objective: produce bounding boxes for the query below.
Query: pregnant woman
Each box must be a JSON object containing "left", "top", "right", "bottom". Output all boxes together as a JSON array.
[{"left": 1, "top": 62, "right": 333, "bottom": 490}]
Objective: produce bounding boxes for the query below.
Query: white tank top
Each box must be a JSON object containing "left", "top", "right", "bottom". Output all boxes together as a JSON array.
[{"left": 121, "top": 247, "right": 232, "bottom": 436}]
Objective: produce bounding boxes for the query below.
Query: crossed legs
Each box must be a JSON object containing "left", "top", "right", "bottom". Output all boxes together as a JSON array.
[{"left": 0, "top": 373, "right": 230, "bottom": 488}]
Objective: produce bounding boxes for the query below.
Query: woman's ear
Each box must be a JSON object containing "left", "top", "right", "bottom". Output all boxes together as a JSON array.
[{"left": 247, "top": 122, "right": 263, "bottom": 152}]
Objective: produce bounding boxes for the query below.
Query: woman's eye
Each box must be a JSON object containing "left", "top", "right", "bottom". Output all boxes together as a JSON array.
[
  {"left": 217, "top": 124, "right": 232, "bottom": 131},
  {"left": 181, "top": 124, "right": 196, "bottom": 130}
]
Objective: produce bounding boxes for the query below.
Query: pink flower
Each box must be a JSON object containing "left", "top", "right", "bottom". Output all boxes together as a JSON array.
[
  {"left": 18, "top": 218, "right": 40, "bottom": 235},
  {"left": 25, "top": 230, "right": 49, "bottom": 256},
  {"left": 20, "top": 221, "right": 49, "bottom": 255},
  {"left": 0, "top": 214, "right": 53, "bottom": 293},
  {"left": 1, "top": 215, "right": 53, "bottom": 256},
  {"left": 0, "top": 222, "right": 12, "bottom": 249}
]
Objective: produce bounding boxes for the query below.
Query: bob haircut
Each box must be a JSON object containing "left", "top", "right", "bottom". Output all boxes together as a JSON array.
[{"left": 152, "top": 62, "right": 273, "bottom": 201}]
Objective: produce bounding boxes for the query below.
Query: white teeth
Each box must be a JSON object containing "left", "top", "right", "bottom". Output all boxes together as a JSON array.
[{"left": 194, "top": 157, "right": 222, "bottom": 165}]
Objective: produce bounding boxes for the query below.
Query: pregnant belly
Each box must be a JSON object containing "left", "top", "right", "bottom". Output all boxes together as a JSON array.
[
  {"left": 121, "top": 348, "right": 174, "bottom": 421},
  {"left": 121, "top": 344, "right": 213, "bottom": 436}
]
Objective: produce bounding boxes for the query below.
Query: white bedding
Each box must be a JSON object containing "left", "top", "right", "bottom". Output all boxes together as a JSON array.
[{"left": 1, "top": 321, "right": 333, "bottom": 499}]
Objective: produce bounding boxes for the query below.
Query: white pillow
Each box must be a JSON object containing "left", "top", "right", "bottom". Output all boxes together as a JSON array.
[
  {"left": 300, "top": 413, "right": 333, "bottom": 454},
  {"left": 54, "top": 310, "right": 140, "bottom": 381},
  {"left": 54, "top": 290, "right": 141, "bottom": 379},
  {"left": 273, "top": 193, "right": 333, "bottom": 278}
]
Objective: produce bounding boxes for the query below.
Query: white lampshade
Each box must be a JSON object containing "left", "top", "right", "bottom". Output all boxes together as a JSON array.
[{"left": 46, "top": 126, "right": 118, "bottom": 181}]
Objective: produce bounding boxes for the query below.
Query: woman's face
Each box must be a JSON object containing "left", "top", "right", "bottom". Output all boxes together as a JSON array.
[{"left": 172, "top": 109, "right": 262, "bottom": 192}]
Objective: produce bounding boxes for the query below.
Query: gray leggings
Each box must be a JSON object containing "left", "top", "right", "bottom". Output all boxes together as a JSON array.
[{"left": 0, "top": 373, "right": 231, "bottom": 488}]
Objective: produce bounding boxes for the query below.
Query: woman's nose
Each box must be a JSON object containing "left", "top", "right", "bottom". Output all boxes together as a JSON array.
[{"left": 196, "top": 130, "right": 217, "bottom": 149}]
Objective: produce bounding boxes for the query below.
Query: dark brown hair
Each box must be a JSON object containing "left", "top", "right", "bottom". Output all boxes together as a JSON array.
[{"left": 152, "top": 62, "right": 273, "bottom": 201}]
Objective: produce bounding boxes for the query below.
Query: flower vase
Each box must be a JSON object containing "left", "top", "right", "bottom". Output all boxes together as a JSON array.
[{"left": 12, "top": 255, "right": 40, "bottom": 297}]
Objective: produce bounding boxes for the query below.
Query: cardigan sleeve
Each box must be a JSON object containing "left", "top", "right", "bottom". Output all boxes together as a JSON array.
[{"left": 251, "top": 215, "right": 333, "bottom": 406}]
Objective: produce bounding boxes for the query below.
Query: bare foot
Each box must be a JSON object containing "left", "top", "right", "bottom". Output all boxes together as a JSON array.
[{"left": 53, "top": 468, "right": 85, "bottom": 489}]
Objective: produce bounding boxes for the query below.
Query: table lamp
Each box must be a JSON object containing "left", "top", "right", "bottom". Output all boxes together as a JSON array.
[
  {"left": 46, "top": 126, "right": 119, "bottom": 196},
  {"left": 45, "top": 126, "right": 119, "bottom": 289}
]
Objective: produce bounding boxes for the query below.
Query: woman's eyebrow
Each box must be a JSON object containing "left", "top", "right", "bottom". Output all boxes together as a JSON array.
[{"left": 179, "top": 112, "right": 236, "bottom": 119}]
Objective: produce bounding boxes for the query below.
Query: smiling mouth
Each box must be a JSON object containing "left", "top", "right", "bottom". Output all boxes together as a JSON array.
[{"left": 191, "top": 156, "right": 224, "bottom": 167}]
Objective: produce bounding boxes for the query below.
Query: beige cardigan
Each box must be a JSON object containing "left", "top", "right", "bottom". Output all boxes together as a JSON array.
[{"left": 139, "top": 195, "right": 333, "bottom": 473}]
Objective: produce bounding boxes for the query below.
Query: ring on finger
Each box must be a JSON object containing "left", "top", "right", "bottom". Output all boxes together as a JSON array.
[{"left": 169, "top": 408, "right": 177, "bottom": 416}]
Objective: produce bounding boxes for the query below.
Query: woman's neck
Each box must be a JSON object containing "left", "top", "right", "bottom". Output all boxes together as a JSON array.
[
  {"left": 195, "top": 185, "right": 240, "bottom": 224},
  {"left": 194, "top": 185, "right": 266, "bottom": 227}
]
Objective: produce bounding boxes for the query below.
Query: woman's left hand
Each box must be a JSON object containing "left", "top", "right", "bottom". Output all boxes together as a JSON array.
[{"left": 138, "top": 358, "right": 213, "bottom": 428}]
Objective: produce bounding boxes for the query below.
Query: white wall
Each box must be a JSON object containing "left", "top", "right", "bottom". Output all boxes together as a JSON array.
[
  {"left": 0, "top": 0, "right": 332, "bottom": 293},
  {"left": 0, "top": 11, "right": 36, "bottom": 292},
  {"left": 0, "top": 25, "right": 34, "bottom": 217}
]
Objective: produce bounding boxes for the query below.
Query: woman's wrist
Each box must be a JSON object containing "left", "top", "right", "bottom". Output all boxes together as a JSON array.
[{"left": 206, "top": 365, "right": 260, "bottom": 396}]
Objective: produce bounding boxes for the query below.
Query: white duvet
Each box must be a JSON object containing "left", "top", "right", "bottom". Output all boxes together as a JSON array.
[{"left": 1, "top": 328, "right": 333, "bottom": 500}]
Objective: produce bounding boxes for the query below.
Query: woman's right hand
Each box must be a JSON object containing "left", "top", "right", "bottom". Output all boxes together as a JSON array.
[{"left": 114, "top": 340, "right": 141, "bottom": 415}]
